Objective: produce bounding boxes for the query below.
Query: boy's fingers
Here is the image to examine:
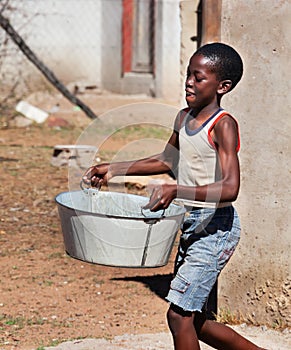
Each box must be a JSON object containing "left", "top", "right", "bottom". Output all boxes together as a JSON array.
[
  {"left": 83, "top": 166, "right": 100, "bottom": 182},
  {"left": 90, "top": 175, "right": 102, "bottom": 187},
  {"left": 143, "top": 196, "right": 161, "bottom": 211}
]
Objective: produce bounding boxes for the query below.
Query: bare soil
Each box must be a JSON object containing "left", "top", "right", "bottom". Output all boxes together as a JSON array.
[
  {"left": 0, "top": 92, "right": 290, "bottom": 350},
  {"left": 0, "top": 93, "right": 178, "bottom": 350}
]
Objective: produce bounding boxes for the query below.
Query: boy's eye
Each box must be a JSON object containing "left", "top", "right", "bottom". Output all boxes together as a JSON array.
[{"left": 186, "top": 70, "right": 203, "bottom": 82}]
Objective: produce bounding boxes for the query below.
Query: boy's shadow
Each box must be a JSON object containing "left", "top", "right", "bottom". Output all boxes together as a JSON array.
[
  {"left": 112, "top": 274, "right": 218, "bottom": 320},
  {"left": 111, "top": 273, "right": 173, "bottom": 300}
]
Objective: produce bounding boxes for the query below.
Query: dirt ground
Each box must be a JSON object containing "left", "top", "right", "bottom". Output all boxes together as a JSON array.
[{"left": 0, "top": 92, "right": 290, "bottom": 350}]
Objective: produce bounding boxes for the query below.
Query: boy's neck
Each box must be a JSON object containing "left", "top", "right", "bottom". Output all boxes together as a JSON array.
[{"left": 191, "top": 104, "right": 221, "bottom": 121}]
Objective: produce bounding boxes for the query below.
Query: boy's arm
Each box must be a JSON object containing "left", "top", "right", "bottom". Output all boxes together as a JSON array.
[
  {"left": 146, "top": 115, "right": 240, "bottom": 210},
  {"left": 190, "top": 115, "right": 240, "bottom": 202},
  {"left": 82, "top": 125, "right": 180, "bottom": 188}
]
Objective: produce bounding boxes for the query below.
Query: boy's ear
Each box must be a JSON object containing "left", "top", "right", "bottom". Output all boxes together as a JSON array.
[{"left": 217, "top": 80, "right": 233, "bottom": 94}]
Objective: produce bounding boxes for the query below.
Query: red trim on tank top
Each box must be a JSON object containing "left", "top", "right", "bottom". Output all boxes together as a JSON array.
[{"left": 207, "top": 113, "right": 240, "bottom": 152}]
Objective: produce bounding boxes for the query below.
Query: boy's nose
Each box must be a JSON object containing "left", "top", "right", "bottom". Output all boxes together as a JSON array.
[{"left": 186, "top": 76, "right": 194, "bottom": 87}]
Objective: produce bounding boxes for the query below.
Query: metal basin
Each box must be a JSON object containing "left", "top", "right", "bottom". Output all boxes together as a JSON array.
[{"left": 55, "top": 190, "right": 185, "bottom": 268}]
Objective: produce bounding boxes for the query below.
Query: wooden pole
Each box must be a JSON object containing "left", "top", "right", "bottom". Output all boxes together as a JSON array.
[{"left": 201, "top": 0, "right": 222, "bottom": 45}]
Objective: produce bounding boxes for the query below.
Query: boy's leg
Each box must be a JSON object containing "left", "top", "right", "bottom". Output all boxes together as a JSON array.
[
  {"left": 194, "top": 311, "right": 267, "bottom": 350},
  {"left": 167, "top": 304, "right": 200, "bottom": 350}
]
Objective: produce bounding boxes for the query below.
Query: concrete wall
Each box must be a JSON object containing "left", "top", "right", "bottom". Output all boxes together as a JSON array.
[
  {"left": 179, "top": 0, "right": 290, "bottom": 328},
  {"left": 217, "top": 0, "right": 291, "bottom": 327},
  {"left": 101, "top": 0, "right": 123, "bottom": 93},
  {"left": 153, "top": 0, "right": 181, "bottom": 100}
]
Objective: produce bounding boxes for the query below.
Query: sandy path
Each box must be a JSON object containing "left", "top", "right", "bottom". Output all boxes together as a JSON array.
[{"left": 44, "top": 325, "right": 290, "bottom": 350}]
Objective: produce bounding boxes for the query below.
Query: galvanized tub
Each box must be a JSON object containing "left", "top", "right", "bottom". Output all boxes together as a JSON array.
[{"left": 55, "top": 190, "right": 185, "bottom": 268}]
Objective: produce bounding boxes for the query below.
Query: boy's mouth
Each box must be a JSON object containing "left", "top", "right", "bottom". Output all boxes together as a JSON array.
[{"left": 185, "top": 90, "right": 195, "bottom": 97}]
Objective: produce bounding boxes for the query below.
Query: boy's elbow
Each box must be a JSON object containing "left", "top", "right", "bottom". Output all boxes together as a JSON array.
[
  {"left": 223, "top": 181, "right": 240, "bottom": 202},
  {"left": 229, "top": 191, "right": 239, "bottom": 202},
  {"left": 222, "top": 192, "right": 238, "bottom": 203}
]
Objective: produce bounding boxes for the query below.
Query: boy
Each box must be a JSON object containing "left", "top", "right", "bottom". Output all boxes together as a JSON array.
[{"left": 83, "top": 43, "right": 265, "bottom": 350}]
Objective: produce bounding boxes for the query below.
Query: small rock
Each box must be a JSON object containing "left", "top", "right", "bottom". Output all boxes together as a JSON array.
[{"left": 46, "top": 116, "right": 71, "bottom": 128}]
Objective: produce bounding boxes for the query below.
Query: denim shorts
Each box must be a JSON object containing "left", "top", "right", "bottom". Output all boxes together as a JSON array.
[{"left": 166, "top": 206, "right": 240, "bottom": 312}]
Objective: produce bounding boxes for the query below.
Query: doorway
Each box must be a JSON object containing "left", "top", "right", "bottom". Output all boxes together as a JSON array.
[{"left": 122, "top": 0, "right": 155, "bottom": 75}]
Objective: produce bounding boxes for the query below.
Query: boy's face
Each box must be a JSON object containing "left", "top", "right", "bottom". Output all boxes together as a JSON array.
[{"left": 185, "top": 54, "right": 221, "bottom": 109}]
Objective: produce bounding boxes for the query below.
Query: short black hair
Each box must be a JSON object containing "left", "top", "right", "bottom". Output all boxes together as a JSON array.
[{"left": 194, "top": 42, "right": 243, "bottom": 90}]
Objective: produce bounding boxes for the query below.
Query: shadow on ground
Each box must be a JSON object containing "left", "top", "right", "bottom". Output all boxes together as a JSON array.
[
  {"left": 112, "top": 274, "right": 218, "bottom": 320},
  {"left": 112, "top": 273, "right": 173, "bottom": 300}
]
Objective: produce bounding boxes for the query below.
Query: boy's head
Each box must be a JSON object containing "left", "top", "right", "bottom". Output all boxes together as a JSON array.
[{"left": 193, "top": 42, "right": 243, "bottom": 91}]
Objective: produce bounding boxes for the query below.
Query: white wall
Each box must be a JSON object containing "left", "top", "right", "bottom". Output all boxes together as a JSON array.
[
  {"left": 154, "top": 0, "right": 181, "bottom": 100},
  {"left": 4, "top": 0, "right": 102, "bottom": 87},
  {"left": 100, "top": 0, "right": 123, "bottom": 93}
]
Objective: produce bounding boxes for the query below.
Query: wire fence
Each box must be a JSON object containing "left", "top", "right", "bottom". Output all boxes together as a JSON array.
[{"left": 0, "top": 1, "right": 114, "bottom": 101}]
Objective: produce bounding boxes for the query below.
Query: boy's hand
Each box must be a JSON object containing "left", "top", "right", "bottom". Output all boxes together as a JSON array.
[
  {"left": 143, "top": 183, "right": 177, "bottom": 212},
  {"left": 82, "top": 163, "right": 110, "bottom": 188}
]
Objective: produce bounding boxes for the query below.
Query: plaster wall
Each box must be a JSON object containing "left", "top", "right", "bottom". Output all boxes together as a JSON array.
[
  {"left": 218, "top": 0, "right": 291, "bottom": 326},
  {"left": 101, "top": 0, "right": 123, "bottom": 93},
  {"left": 153, "top": 0, "right": 181, "bottom": 100}
]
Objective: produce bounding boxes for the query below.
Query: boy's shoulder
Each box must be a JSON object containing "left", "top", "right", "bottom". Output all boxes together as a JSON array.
[
  {"left": 179, "top": 107, "right": 191, "bottom": 114},
  {"left": 177, "top": 107, "right": 192, "bottom": 120},
  {"left": 174, "top": 107, "right": 191, "bottom": 131}
]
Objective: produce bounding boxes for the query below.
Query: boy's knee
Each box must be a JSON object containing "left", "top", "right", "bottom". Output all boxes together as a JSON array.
[
  {"left": 167, "top": 304, "right": 193, "bottom": 334},
  {"left": 167, "top": 306, "right": 179, "bottom": 325}
]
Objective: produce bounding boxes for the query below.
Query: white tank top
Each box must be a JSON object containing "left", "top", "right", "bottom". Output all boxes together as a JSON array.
[{"left": 177, "top": 108, "right": 240, "bottom": 208}]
